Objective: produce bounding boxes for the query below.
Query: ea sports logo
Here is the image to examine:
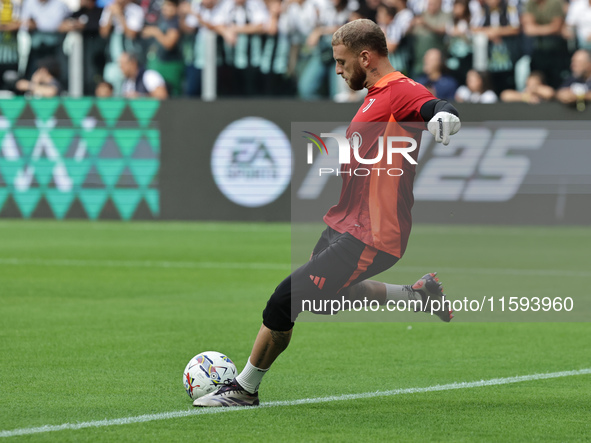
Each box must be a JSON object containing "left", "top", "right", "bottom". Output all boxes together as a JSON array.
[{"left": 211, "top": 117, "right": 292, "bottom": 208}]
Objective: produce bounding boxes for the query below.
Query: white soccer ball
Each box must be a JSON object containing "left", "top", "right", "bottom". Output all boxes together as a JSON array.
[{"left": 183, "top": 351, "right": 237, "bottom": 400}]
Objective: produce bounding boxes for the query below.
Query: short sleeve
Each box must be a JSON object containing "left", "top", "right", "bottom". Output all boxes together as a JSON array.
[
  {"left": 549, "top": 0, "right": 565, "bottom": 19},
  {"left": 457, "top": 19, "right": 468, "bottom": 33},
  {"left": 506, "top": 4, "right": 520, "bottom": 27},
  {"left": 400, "top": 10, "right": 414, "bottom": 34},
  {"left": 20, "top": 0, "right": 32, "bottom": 28},
  {"left": 185, "top": 13, "right": 199, "bottom": 29},
  {"left": 210, "top": 1, "right": 229, "bottom": 25},
  {"left": 143, "top": 70, "right": 166, "bottom": 92},
  {"left": 454, "top": 85, "right": 471, "bottom": 102},
  {"left": 469, "top": 0, "right": 483, "bottom": 27},
  {"left": 99, "top": 7, "right": 111, "bottom": 27},
  {"left": 248, "top": 0, "right": 269, "bottom": 25},
  {"left": 385, "top": 21, "right": 399, "bottom": 43},
  {"left": 389, "top": 77, "right": 436, "bottom": 122},
  {"left": 480, "top": 90, "right": 498, "bottom": 103},
  {"left": 124, "top": 4, "right": 144, "bottom": 32},
  {"left": 565, "top": 1, "right": 580, "bottom": 26},
  {"left": 59, "top": 1, "right": 71, "bottom": 19},
  {"left": 392, "top": 9, "right": 413, "bottom": 42}
]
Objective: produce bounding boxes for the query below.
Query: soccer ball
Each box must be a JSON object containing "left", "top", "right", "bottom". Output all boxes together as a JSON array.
[{"left": 183, "top": 351, "right": 237, "bottom": 400}]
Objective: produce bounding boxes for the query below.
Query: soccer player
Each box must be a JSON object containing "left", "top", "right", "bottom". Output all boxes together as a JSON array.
[{"left": 193, "top": 18, "right": 461, "bottom": 407}]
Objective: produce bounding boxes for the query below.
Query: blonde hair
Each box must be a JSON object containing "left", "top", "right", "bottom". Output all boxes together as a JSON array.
[{"left": 332, "top": 19, "right": 388, "bottom": 57}]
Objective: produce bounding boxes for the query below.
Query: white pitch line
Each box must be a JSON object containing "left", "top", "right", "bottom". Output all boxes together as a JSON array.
[
  {"left": 1, "top": 257, "right": 589, "bottom": 278},
  {"left": 0, "top": 221, "right": 288, "bottom": 233},
  {"left": 399, "top": 266, "right": 591, "bottom": 278},
  {"left": 0, "top": 258, "right": 290, "bottom": 271},
  {"left": 1, "top": 368, "right": 590, "bottom": 438}
]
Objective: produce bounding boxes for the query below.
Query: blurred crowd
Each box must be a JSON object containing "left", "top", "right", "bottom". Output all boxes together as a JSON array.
[{"left": 1, "top": 0, "right": 591, "bottom": 106}]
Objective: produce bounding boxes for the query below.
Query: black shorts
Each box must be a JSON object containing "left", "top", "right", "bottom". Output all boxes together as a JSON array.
[{"left": 262, "top": 227, "right": 399, "bottom": 331}]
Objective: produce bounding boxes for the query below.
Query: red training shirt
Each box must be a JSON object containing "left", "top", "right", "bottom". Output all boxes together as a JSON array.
[{"left": 323, "top": 71, "right": 435, "bottom": 258}]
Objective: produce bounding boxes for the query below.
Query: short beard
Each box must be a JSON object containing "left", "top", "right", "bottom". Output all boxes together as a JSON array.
[{"left": 348, "top": 61, "right": 367, "bottom": 91}]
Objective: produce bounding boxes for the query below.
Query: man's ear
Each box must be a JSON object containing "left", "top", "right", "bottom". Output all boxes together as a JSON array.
[{"left": 359, "top": 50, "right": 371, "bottom": 69}]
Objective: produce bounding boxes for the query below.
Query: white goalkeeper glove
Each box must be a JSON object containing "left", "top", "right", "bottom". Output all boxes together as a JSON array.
[{"left": 427, "top": 112, "right": 461, "bottom": 146}]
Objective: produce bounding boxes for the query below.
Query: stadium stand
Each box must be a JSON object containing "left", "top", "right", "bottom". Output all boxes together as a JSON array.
[{"left": 0, "top": 0, "right": 590, "bottom": 106}]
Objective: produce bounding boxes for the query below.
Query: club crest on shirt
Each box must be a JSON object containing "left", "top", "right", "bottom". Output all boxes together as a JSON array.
[{"left": 349, "top": 132, "right": 362, "bottom": 150}]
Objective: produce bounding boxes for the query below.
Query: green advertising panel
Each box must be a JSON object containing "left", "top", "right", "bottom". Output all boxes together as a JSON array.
[{"left": 0, "top": 98, "right": 160, "bottom": 220}]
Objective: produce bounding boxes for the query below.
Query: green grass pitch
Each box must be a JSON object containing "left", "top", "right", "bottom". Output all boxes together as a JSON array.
[{"left": 1, "top": 220, "right": 590, "bottom": 441}]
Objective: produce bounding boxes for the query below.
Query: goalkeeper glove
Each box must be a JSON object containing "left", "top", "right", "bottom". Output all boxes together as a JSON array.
[{"left": 427, "top": 112, "right": 461, "bottom": 146}]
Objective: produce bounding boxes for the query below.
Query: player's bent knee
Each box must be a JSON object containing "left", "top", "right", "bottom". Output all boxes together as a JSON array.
[{"left": 262, "top": 276, "right": 294, "bottom": 332}]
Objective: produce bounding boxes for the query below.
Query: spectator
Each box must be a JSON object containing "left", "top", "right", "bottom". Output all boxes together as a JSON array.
[
  {"left": 15, "top": 57, "right": 61, "bottom": 97},
  {"left": 211, "top": 0, "right": 270, "bottom": 96},
  {"left": 565, "top": 0, "right": 591, "bottom": 51},
  {"left": 500, "top": 71, "right": 555, "bottom": 103},
  {"left": 20, "top": 0, "right": 70, "bottom": 34},
  {"left": 408, "top": 0, "right": 455, "bottom": 14},
  {"left": 142, "top": 0, "right": 184, "bottom": 96},
  {"left": 99, "top": 0, "right": 144, "bottom": 42},
  {"left": 416, "top": 47, "right": 458, "bottom": 99},
  {"left": 468, "top": 0, "right": 483, "bottom": 28},
  {"left": 0, "top": 0, "right": 21, "bottom": 90},
  {"left": 297, "top": 0, "right": 351, "bottom": 99},
  {"left": 455, "top": 69, "right": 498, "bottom": 102},
  {"left": 556, "top": 49, "right": 591, "bottom": 108},
  {"left": 522, "top": 0, "right": 569, "bottom": 89},
  {"left": 179, "top": 0, "right": 222, "bottom": 96},
  {"left": 119, "top": 51, "right": 169, "bottom": 98},
  {"left": 446, "top": 0, "right": 471, "bottom": 83},
  {"left": 140, "top": 0, "right": 163, "bottom": 25},
  {"left": 382, "top": 0, "right": 414, "bottom": 74},
  {"left": 377, "top": 4, "right": 396, "bottom": 45},
  {"left": 20, "top": 0, "right": 70, "bottom": 78},
  {"left": 259, "top": 0, "right": 296, "bottom": 95},
  {"left": 280, "top": 0, "right": 313, "bottom": 44},
  {"left": 409, "top": 0, "right": 451, "bottom": 77},
  {"left": 60, "top": 0, "right": 106, "bottom": 96},
  {"left": 354, "top": 0, "right": 380, "bottom": 22},
  {"left": 472, "top": 0, "right": 520, "bottom": 94},
  {"left": 99, "top": 0, "right": 145, "bottom": 95},
  {"left": 279, "top": 0, "right": 315, "bottom": 91},
  {"left": 95, "top": 79, "right": 114, "bottom": 96}
]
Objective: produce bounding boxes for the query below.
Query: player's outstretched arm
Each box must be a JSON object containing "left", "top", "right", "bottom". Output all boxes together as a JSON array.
[{"left": 420, "top": 99, "right": 461, "bottom": 146}]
